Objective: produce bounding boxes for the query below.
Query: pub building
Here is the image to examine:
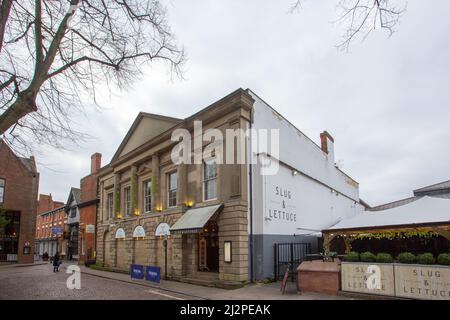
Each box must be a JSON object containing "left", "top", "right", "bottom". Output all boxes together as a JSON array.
[{"left": 96, "top": 88, "right": 364, "bottom": 285}]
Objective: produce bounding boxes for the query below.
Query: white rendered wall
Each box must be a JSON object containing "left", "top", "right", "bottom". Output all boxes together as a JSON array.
[{"left": 249, "top": 91, "right": 364, "bottom": 236}]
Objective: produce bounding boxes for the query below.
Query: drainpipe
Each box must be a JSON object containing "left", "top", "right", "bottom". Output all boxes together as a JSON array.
[{"left": 248, "top": 118, "right": 255, "bottom": 283}]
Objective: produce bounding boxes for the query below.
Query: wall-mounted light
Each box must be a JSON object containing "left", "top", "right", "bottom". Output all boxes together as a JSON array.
[
  {"left": 292, "top": 170, "right": 298, "bottom": 176},
  {"left": 224, "top": 241, "right": 232, "bottom": 263},
  {"left": 156, "top": 205, "right": 163, "bottom": 212},
  {"left": 185, "top": 200, "right": 194, "bottom": 208},
  {"left": 116, "top": 213, "right": 123, "bottom": 219},
  {"left": 134, "top": 208, "right": 140, "bottom": 216}
]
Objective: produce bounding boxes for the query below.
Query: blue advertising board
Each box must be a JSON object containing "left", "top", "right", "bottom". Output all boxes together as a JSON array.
[
  {"left": 51, "top": 227, "right": 64, "bottom": 235},
  {"left": 146, "top": 266, "right": 161, "bottom": 283},
  {"left": 130, "top": 264, "right": 144, "bottom": 280}
]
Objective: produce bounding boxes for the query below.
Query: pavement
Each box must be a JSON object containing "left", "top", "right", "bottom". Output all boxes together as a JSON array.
[
  {"left": 0, "top": 262, "right": 353, "bottom": 300},
  {"left": 81, "top": 265, "right": 350, "bottom": 300}
]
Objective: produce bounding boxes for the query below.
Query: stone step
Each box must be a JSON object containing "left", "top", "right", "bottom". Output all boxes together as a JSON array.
[
  {"left": 180, "top": 277, "right": 218, "bottom": 287},
  {"left": 190, "top": 272, "right": 220, "bottom": 280}
]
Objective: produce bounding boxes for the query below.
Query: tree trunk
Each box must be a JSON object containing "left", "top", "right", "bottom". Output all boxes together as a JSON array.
[{"left": 0, "top": 91, "right": 37, "bottom": 134}]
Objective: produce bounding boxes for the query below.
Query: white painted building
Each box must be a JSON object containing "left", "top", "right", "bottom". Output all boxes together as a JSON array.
[{"left": 247, "top": 90, "right": 364, "bottom": 279}]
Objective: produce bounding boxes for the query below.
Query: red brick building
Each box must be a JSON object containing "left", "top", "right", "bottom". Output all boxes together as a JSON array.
[
  {"left": 37, "top": 194, "right": 64, "bottom": 215},
  {"left": 0, "top": 140, "right": 39, "bottom": 263},
  {"left": 35, "top": 194, "right": 67, "bottom": 259},
  {"left": 78, "top": 153, "right": 101, "bottom": 263}
]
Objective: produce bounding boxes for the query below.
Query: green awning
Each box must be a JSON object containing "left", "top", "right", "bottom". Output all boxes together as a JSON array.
[{"left": 170, "top": 204, "right": 224, "bottom": 234}]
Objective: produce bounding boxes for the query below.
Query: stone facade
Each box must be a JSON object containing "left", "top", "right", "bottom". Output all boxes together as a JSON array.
[{"left": 96, "top": 89, "right": 253, "bottom": 284}]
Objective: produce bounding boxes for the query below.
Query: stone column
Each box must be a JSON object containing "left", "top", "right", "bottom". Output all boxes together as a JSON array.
[
  {"left": 130, "top": 165, "right": 138, "bottom": 216},
  {"left": 171, "top": 234, "right": 183, "bottom": 277},
  {"left": 113, "top": 173, "right": 121, "bottom": 218},
  {"left": 177, "top": 164, "right": 187, "bottom": 207},
  {"left": 151, "top": 155, "right": 160, "bottom": 211}
]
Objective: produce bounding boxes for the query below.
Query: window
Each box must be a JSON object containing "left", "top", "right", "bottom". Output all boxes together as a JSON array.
[
  {"left": 203, "top": 159, "right": 217, "bottom": 201},
  {"left": 124, "top": 187, "right": 131, "bottom": 216},
  {"left": 0, "top": 178, "right": 5, "bottom": 203},
  {"left": 70, "top": 207, "right": 76, "bottom": 218},
  {"left": 167, "top": 172, "right": 177, "bottom": 208},
  {"left": 107, "top": 192, "right": 114, "bottom": 219},
  {"left": 143, "top": 180, "right": 152, "bottom": 212}
]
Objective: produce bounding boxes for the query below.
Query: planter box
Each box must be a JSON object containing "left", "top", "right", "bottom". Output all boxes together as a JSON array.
[
  {"left": 341, "top": 262, "right": 450, "bottom": 300},
  {"left": 341, "top": 262, "right": 395, "bottom": 297},
  {"left": 394, "top": 264, "right": 450, "bottom": 300},
  {"left": 297, "top": 260, "right": 340, "bottom": 295}
]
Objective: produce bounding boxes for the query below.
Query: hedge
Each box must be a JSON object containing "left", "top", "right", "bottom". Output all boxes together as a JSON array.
[
  {"left": 398, "top": 252, "right": 417, "bottom": 264},
  {"left": 360, "top": 251, "right": 376, "bottom": 262}
]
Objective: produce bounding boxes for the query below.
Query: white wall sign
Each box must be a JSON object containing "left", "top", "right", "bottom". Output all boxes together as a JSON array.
[
  {"left": 133, "top": 225, "right": 146, "bottom": 238},
  {"left": 256, "top": 164, "right": 361, "bottom": 236},
  {"left": 155, "top": 223, "right": 171, "bottom": 236},
  {"left": 85, "top": 224, "right": 95, "bottom": 234},
  {"left": 115, "top": 228, "right": 126, "bottom": 239}
]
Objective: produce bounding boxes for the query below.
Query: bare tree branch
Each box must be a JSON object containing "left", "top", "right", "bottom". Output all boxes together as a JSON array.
[
  {"left": 0, "top": 0, "right": 185, "bottom": 154},
  {"left": 290, "top": 0, "right": 406, "bottom": 51}
]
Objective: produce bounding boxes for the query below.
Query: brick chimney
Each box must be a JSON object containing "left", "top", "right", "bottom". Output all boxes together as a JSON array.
[
  {"left": 320, "top": 131, "right": 334, "bottom": 161},
  {"left": 37, "top": 194, "right": 53, "bottom": 215},
  {"left": 90, "top": 153, "right": 102, "bottom": 174}
]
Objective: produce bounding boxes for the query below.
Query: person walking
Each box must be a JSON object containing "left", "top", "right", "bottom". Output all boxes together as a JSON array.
[{"left": 53, "top": 252, "right": 60, "bottom": 272}]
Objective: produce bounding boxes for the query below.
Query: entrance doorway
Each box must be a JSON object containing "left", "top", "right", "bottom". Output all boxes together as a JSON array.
[{"left": 198, "top": 220, "right": 219, "bottom": 272}]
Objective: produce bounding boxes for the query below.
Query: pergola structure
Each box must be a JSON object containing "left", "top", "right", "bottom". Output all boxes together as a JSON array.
[{"left": 322, "top": 196, "right": 450, "bottom": 254}]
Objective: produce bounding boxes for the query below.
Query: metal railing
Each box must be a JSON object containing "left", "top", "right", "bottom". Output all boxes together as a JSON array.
[{"left": 273, "top": 242, "right": 311, "bottom": 281}]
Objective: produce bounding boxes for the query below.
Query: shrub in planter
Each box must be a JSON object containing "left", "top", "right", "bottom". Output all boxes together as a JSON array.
[
  {"left": 398, "top": 252, "right": 417, "bottom": 264},
  {"left": 416, "top": 253, "right": 434, "bottom": 265},
  {"left": 360, "top": 251, "right": 376, "bottom": 262},
  {"left": 344, "top": 251, "right": 359, "bottom": 262},
  {"left": 437, "top": 253, "right": 450, "bottom": 266},
  {"left": 376, "top": 253, "right": 393, "bottom": 263}
]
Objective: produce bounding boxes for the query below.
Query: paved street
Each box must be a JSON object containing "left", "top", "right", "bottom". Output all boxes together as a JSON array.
[
  {"left": 0, "top": 263, "right": 193, "bottom": 300},
  {"left": 0, "top": 263, "right": 353, "bottom": 300}
]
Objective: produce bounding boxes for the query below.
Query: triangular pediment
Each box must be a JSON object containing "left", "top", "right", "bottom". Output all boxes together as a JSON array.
[{"left": 112, "top": 113, "right": 181, "bottom": 162}]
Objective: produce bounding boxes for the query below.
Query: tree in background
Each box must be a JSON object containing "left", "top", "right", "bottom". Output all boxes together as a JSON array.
[
  {"left": 0, "top": 0, "right": 184, "bottom": 154},
  {"left": 0, "top": 206, "right": 10, "bottom": 229},
  {"left": 290, "top": 0, "right": 406, "bottom": 51}
]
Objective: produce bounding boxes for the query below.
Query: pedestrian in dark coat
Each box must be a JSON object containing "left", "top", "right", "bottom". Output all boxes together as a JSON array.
[{"left": 53, "top": 252, "right": 60, "bottom": 272}]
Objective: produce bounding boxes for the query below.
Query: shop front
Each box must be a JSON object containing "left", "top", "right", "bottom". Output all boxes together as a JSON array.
[{"left": 0, "top": 211, "right": 20, "bottom": 262}]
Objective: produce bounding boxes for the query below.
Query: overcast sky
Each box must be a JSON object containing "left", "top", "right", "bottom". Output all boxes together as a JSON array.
[{"left": 36, "top": 0, "right": 450, "bottom": 207}]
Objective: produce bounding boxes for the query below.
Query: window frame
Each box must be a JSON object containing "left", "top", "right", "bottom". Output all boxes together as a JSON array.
[
  {"left": 70, "top": 207, "right": 77, "bottom": 218},
  {"left": 203, "top": 158, "right": 218, "bottom": 202},
  {"left": 143, "top": 180, "right": 152, "bottom": 213},
  {"left": 124, "top": 186, "right": 131, "bottom": 217},
  {"left": 0, "top": 178, "right": 5, "bottom": 203},
  {"left": 106, "top": 192, "right": 114, "bottom": 220},
  {"left": 167, "top": 171, "right": 177, "bottom": 208}
]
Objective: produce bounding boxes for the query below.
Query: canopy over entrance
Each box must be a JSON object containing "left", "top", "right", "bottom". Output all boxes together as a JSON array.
[
  {"left": 322, "top": 197, "right": 450, "bottom": 254},
  {"left": 171, "top": 204, "right": 224, "bottom": 234}
]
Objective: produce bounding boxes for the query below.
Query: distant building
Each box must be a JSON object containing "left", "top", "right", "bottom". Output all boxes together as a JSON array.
[
  {"left": 37, "top": 194, "right": 64, "bottom": 216},
  {"left": 371, "top": 179, "right": 450, "bottom": 211},
  {"left": 65, "top": 187, "right": 81, "bottom": 260},
  {"left": 78, "top": 153, "right": 101, "bottom": 264},
  {"left": 35, "top": 204, "right": 67, "bottom": 259},
  {"left": 0, "top": 140, "right": 39, "bottom": 263}
]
